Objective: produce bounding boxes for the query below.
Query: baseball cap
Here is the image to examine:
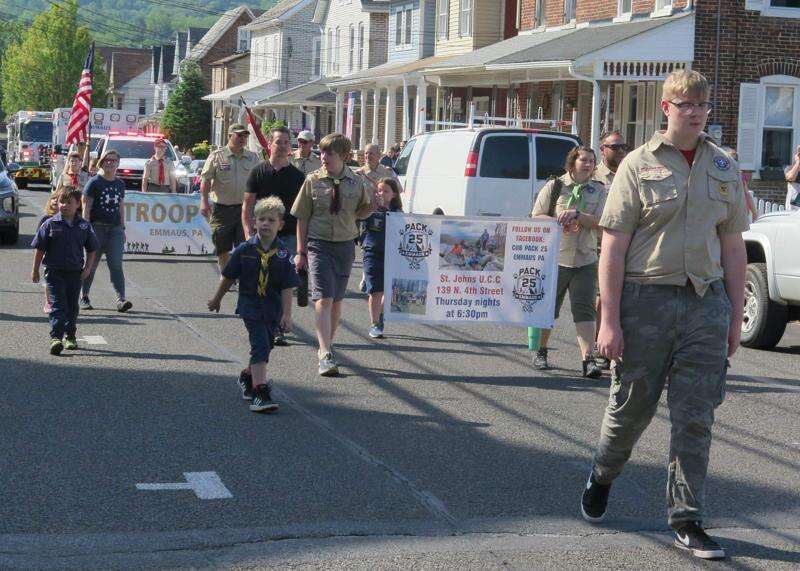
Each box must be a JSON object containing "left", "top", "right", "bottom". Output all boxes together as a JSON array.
[
  {"left": 297, "top": 130, "right": 315, "bottom": 142},
  {"left": 228, "top": 123, "right": 249, "bottom": 134}
]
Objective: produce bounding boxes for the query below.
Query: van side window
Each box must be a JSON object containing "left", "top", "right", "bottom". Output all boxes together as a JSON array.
[
  {"left": 535, "top": 137, "right": 577, "bottom": 180},
  {"left": 394, "top": 139, "right": 415, "bottom": 175},
  {"left": 479, "top": 135, "right": 529, "bottom": 179}
]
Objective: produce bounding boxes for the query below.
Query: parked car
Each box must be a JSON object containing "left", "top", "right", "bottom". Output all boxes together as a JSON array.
[
  {"left": 741, "top": 208, "right": 800, "bottom": 348},
  {"left": 93, "top": 132, "right": 179, "bottom": 191},
  {"left": 394, "top": 128, "right": 580, "bottom": 217},
  {"left": 0, "top": 157, "right": 21, "bottom": 244}
]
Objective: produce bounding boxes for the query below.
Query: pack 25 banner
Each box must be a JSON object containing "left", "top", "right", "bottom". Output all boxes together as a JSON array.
[
  {"left": 384, "top": 213, "right": 561, "bottom": 328},
  {"left": 123, "top": 192, "right": 213, "bottom": 255}
]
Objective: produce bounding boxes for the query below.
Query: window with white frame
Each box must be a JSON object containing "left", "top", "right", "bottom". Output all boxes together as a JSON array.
[
  {"left": 618, "top": 0, "right": 632, "bottom": 17},
  {"left": 335, "top": 27, "right": 341, "bottom": 73},
  {"left": 138, "top": 98, "right": 146, "bottom": 115},
  {"left": 762, "top": 85, "right": 795, "bottom": 168},
  {"left": 237, "top": 28, "right": 251, "bottom": 52},
  {"left": 358, "top": 23, "right": 365, "bottom": 69},
  {"left": 395, "top": 10, "right": 403, "bottom": 45},
  {"left": 405, "top": 8, "right": 412, "bottom": 44},
  {"left": 657, "top": 0, "right": 673, "bottom": 8},
  {"left": 349, "top": 25, "right": 355, "bottom": 72},
  {"left": 327, "top": 29, "right": 333, "bottom": 74},
  {"left": 312, "top": 37, "right": 321, "bottom": 78},
  {"left": 535, "top": 0, "right": 544, "bottom": 27},
  {"left": 273, "top": 35, "right": 280, "bottom": 76},
  {"left": 564, "top": 0, "right": 577, "bottom": 22},
  {"left": 772, "top": 0, "right": 800, "bottom": 7},
  {"left": 747, "top": 0, "right": 800, "bottom": 18},
  {"left": 437, "top": 0, "right": 449, "bottom": 40},
  {"left": 459, "top": 0, "right": 472, "bottom": 37}
]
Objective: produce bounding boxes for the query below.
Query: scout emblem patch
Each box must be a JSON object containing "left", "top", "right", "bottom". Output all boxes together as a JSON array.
[
  {"left": 714, "top": 156, "right": 730, "bottom": 171},
  {"left": 718, "top": 182, "right": 729, "bottom": 197}
]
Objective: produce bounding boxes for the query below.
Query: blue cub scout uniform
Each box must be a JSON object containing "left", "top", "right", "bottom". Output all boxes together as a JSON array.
[
  {"left": 222, "top": 235, "right": 300, "bottom": 323},
  {"left": 32, "top": 213, "right": 100, "bottom": 270},
  {"left": 361, "top": 210, "right": 388, "bottom": 253}
]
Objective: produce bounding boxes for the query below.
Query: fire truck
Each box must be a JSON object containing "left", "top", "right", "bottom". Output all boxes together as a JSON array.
[{"left": 6, "top": 110, "right": 53, "bottom": 189}]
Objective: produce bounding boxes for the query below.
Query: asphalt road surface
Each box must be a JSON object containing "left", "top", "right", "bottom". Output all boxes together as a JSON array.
[{"left": 1, "top": 187, "right": 799, "bottom": 570}]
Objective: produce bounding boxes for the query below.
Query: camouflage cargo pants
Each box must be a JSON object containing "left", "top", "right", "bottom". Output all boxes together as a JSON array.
[{"left": 593, "top": 280, "right": 731, "bottom": 526}]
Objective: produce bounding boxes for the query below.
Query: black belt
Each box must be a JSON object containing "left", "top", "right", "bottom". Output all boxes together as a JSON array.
[{"left": 213, "top": 203, "right": 242, "bottom": 208}]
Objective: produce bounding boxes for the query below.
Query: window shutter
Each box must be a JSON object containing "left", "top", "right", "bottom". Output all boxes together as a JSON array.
[
  {"left": 613, "top": 84, "right": 623, "bottom": 131},
  {"left": 634, "top": 83, "right": 646, "bottom": 144},
  {"left": 737, "top": 83, "right": 761, "bottom": 171},
  {"left": 644, "top": 82, "right": 658, "bottom": 141}
]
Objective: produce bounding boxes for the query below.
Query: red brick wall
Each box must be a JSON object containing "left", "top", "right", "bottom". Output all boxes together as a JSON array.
[{"left": 520, "top": 0, "right": 690, "bottom": 31}]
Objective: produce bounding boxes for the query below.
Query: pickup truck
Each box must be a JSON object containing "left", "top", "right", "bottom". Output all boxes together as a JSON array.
[{"left": 741, "top": 208, "right": 800, "bottom": 348}]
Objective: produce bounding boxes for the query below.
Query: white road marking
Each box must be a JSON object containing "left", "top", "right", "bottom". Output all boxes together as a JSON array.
[
  {"left": 136, "top": 471, "right": 232, "bottom": 500},
  {"left": 78, "top": 335, "right": 107, "bottom": 345}
]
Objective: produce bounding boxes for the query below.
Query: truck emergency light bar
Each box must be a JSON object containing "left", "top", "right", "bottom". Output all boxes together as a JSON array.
[{"left": 107, "top": 130, "right": 164, "bottom": 137}]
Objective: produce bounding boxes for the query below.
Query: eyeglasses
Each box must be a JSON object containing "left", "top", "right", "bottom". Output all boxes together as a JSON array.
[
  {"left": 233, "top": 132, "right": 250, "bottom": 138},
  {"left": 668, "top": 100, "right": 713, "bottom": 115},
  {"left": 601, "top": 143, "right": 629, "bottom": 152}
]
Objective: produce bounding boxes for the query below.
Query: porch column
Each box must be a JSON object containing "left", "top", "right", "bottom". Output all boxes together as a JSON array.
[
  {"left": 415, "top": 77, "right": 428, "bottom": 133},
  {"left": 402, "top": 77, "right": 410, "bottom": 141},
  {"left": 372, "top": 87, "right": 381, "bottom": 145},
  {"left": 359, "top": 90, "right": 368, "bottom": 150},
  {"left": 384, "top": 85, "right": 397, "bottom": 149},
  {"left": 590, "top": 80, "right": 601, "bottom": 152},
  {"left": 434, "top": 86, "right": 442, "bottom": 130},
  {"left": 335, "top": 91, "right": 344, "bottom": 133}
]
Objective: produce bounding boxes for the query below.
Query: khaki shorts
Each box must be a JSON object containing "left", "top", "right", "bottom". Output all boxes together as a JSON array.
[
  {"left": 554, "top": 262, "right": 597, "bottom": 322},
  {"left": 210, "top": 203, "right": 244, "bottom": 254}
]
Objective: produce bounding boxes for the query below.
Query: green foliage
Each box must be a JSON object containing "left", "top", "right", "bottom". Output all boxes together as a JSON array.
[
  {"left": 191, "top": 140, "right": 211, "bottom": 160},
  {"left": 262, "top": 119, "right": 286, "bottom": 135},
  {"left": 1, "top": 1, "right": 109, "bottom": 117},
  {"left": 161, "top": 60, "right": 211, "bottom": 149}
]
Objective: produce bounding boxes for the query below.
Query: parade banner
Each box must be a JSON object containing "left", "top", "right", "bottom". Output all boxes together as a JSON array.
[
  {"left": 384, "top": 213, "right": 561, "bottom": 328},
  {"left": 123, "top": 192, "right": 213, "bottom": 255}
]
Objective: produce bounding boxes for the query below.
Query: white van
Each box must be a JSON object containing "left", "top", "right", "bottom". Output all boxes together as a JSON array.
[{"left": 395, "top": 128, "right": 580, "bottom": 217}]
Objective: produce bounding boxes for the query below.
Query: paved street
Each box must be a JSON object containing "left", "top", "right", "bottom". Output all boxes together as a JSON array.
[{"left": 1, "top": 187, "right": 799, "bottom": 570}]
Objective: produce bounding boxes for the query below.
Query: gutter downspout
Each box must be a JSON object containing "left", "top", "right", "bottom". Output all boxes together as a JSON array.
[
  {"left": 568, "top": 65, "right": 601, "bottom": 152},
  {"left": 713, "top": 0, "right": 721, "bottom": 125}
]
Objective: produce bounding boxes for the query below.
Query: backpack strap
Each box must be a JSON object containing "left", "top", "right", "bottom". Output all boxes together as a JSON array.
[{"left": 546, "top": 176, "right": 563, "bottom": 218}]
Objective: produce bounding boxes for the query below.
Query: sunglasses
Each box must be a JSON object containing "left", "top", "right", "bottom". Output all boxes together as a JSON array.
[{"left": 602, "top": 143, "right": 629, "bottom": 152}]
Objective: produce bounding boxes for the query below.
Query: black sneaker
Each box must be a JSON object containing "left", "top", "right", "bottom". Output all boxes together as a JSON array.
[
  {"left": 673, "top": 522, "right": 726, "bottom": 559},
  {"left": 533, "top": 347, "right": 549, "bottom": 370},
  {"left": 273, "top": 330, "right": 288, "bottom": 346},
  {"left": 250, "top": 383, "right": 279, "bottom": 413},
  {"left": 117, "top": 300, "right": 133, "bottom": 313},
  {"left": 238, "top": 369, "right": 253, "bottom": 401},
  {"left": 79, "top": 297, "right": 93, "bottom": 310},
  {"left": 581, "top": 470, "right": 611, "bottom": 523},
  {"left": 583, "top": 358, "right": 603, "bottom": 379},
  {"left": 596, "top": 356, "right": 611, "bottom": 370}
]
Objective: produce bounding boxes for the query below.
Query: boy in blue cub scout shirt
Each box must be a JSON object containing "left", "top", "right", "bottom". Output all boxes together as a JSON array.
[
  {"left": 31, "top": 188, "right": 99, "bottom": 355},
  {"left": 208, "top": 196, "right": 299, "bottom": 413}
]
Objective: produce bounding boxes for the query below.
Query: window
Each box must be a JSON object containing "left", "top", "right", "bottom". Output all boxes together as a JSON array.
[
  {"left": 327, "top": 29, "right": 333, "bottom": 73},
  {"left": 535, "top": 0, "right": 544, "bottom": 27},
  {"left": 312, "top": 37, "right": 321, "bottom": 78},
  {"left": 618, "top": 0, "right": 632, "bottom": 16},
  {"left": 335, "top": 27, "right": 341, "bottom": 73},
  {"left": 349, "top": 25, "right": 355, "bottom": 72},
  {"left": 273, "top": 35, "right": 280, "bottom": 76},
  {"left": 656, "top": 0, "right": 673, "bottom": 8},
  {"left": 394, "top": 138, "right": 415, "bottom": 175},
  {"left": 535, "top": 137, "right": 577, "bottom": 180},
  {"left": 237, "top": 28, "right": 251, "bottom": 52},
  {"left": 564, "top": 0, "right": 577, "bottom": 22},
  {"left": 358, "top": 23, "right": 365, "bottom": 69},
  {"left": 138, "top": 98, "right": 146, "bottom": 115},
  {"left": 772, "top": 1, "right": 800, "bottom": 6},
  {"left": 459, "top": 0, "right": 472, "bottom": 37},
  {"left": 395, "top": 10, "right": 403, "bottom": 45},
  {"left": 749, "top": 1, "right": 800, "bottom": 17},
  {"left": 762, "top": 86, "right": 795, "bottom": 167},
  {"left": 437, "top": 0, "right": 449, "bottom": 40},
  {"left": 479, "top": 136, "right": 530, "bottom": 179},
  {"left": 405, "top": 8, "right": 413, "bottom": 44}
]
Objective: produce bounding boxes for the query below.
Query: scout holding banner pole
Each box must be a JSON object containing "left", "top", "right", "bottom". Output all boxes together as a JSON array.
[{"left": 384, "top": 213, "right": 561, "bottom": 327}]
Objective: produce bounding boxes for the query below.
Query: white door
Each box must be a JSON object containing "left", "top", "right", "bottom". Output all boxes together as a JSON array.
[{"left": 469, "top": 133, "right": 532, "bottom": 217}]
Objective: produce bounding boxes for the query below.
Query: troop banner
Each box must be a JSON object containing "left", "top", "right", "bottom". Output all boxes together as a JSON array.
[
  {"left": 123, "top": 192, "right": 213, "bottom": 255},
  {"left": 384, "top": 213, "right": 561, "bottom": 328}
]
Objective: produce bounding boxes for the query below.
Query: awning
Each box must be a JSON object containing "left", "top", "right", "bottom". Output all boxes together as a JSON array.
[
  {"left": 327, "top": 55, "right": 453, "bottom": 88},
  {"left": 203, "top": 78, "right": 281, "bottom": 103},
  {"left": 254, "top": 79, "right": 336, "bottom": 108}
]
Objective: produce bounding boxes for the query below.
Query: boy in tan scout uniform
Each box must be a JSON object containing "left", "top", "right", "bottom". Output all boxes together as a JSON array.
[
  {"left": 290, "top": 130, "right": 322, "bottom": 176},
  {"left": 200, "top": 123, "right": 260, "bottom": 272},
  {"left": 141, "top": 138, "right": 177, "bottom": 193},
  {"left": 583, "top": 70, "right": 748, "bottom": 560},
  {"left": 55, "top": 151, "right": 89, "bottom": 194}
]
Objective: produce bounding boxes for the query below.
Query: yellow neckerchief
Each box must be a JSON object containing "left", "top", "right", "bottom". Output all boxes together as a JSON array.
[{"left": 255, "top": 242, "right": 278, "bottom": 296}]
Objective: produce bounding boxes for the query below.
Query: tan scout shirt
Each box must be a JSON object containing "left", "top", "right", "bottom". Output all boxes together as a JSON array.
[
  {"left": 55, "top": 170, "right": 89, "bottom": 193},
  {"left": 600, "top": 131, "right": 750, "bottom": 296},
  {"left": 290, "top": 150, "right": 321, "bottom": 176},
  {"left": 532, "top": 173, "right": 606, "bottom": 268},
  {"left": 595, "top": 161, "right": 616, "bottom": 189},
  {"left": 291, "top": 166, "right": 373, "bottom": 242},
  {"left": 355, "top": 163, "right": 399, "bottom": 193},
  {"left": 200, "top": 146, "right": 259, "bottom": 205},
  {"left": 143, "top": 157, "right": 176, "bottom": 186}
]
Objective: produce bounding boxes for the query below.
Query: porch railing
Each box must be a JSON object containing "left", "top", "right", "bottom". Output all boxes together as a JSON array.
[
  {"left": 421, "top": 105, "right": 578, "bottom": 135},
  {"left": 756, "top": 197, "right": 785, "bottom": 216}
]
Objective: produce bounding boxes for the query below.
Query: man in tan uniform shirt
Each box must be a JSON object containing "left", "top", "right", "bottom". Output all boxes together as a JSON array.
[
  {"left": 356, "top": 143, "right": 401, "bottom": 195},
  {"left": 290, "top": 130, "right": 322, "bottom": 176},
  {"left": 582, "top": 70, "right": 748, "bottom": 560},
  {"left": 200, "top": 123, "right": 259, "bottom": 271}
]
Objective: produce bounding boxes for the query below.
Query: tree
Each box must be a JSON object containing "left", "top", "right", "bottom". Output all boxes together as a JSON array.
[
  {"left": 0, "top": 19, "right": 24, "bottom": 123},
  {"left": 1, "top": 1, "right": 108, "bottom": 117},
  {"left": 161, "top": 60, "right": 211, "bottom": 149}
]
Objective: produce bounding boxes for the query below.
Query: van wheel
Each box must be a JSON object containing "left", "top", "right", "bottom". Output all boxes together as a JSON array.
[
  {"left": 741, "top": 263, "right": 787, "bottom": 349},
  {"left": 432, "top": 207, "right": 444, "bottom": 215}
]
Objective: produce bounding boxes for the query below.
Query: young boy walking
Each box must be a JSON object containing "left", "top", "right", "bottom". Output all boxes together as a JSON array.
[
  {"left": 31, "top": 188, "right": 99, "bottom": 355},
  {"left": 584, "top": 70, "right": 748, "bottom": 559},
  {"left": 208, "top": 196, "right": 299, "bottom": 413}
]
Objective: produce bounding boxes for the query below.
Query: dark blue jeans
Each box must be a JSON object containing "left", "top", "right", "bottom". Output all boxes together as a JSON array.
[
  {"left": 82, "top": 223, "right": 126, "bottom": 302},
  {"left": 47, "top": 269, "right": 82, "bottom": 339}
]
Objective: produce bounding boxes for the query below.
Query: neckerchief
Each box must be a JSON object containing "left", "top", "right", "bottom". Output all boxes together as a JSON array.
[
  {"left": 565, "top": 183, "right": 586, "bottom": 211},
  {"left": 68, "top": 172, "right": 78, "bottom": 187},
  {"left": 155, "top": 157, "right": 165, "bottom": 185},
  {"left": 256, "top": 242, "right": 278, "bottom": 296},
  {"left": 329, "top": 178, "right": 342, "bottom": 214}
]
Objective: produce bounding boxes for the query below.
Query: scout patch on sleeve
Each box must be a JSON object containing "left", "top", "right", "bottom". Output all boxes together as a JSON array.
[
  {"left": 714, "top": 156, "right": 731, "bottom": 171},
  {"left": 277, "top": 248, "right": 288, "bottom": 259}
]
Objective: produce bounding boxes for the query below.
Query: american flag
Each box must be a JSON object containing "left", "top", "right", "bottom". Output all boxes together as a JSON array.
[
  {"left": 240, "top": 97, "right": 270, "bottom": 157},
  {"left": 65, "top": 43, "right": 95, "bottom": 145}
]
